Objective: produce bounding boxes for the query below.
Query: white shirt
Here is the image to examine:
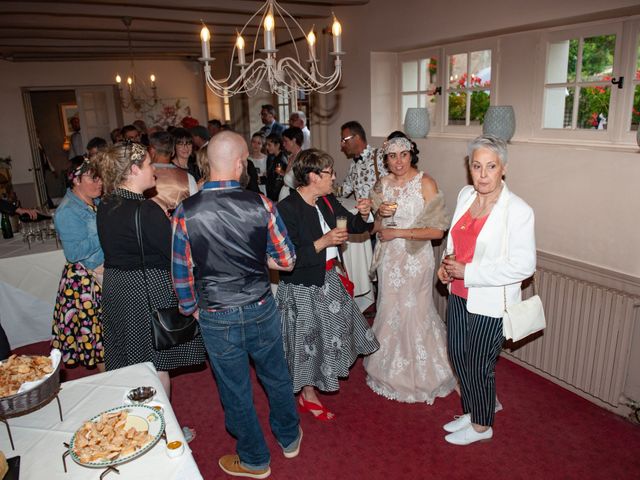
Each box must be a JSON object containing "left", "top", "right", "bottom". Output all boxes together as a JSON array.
[
  {"left": 301, "top": 126, "right": 311, "bottom": 150},
  {"left": 315, "top": 206, "right": 339, "bottom": 261}
]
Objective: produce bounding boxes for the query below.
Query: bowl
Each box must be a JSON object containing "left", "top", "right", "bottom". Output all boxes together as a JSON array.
[{"left": 126, "top": 386, "right": 156, "bottom": 404}]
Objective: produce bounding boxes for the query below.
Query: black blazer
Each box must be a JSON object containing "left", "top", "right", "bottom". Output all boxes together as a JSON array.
[{"left": 277, "top": 190, "right": 372, "bottom": 287}]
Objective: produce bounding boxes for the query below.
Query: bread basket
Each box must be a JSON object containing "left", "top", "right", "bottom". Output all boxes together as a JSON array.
[{"left": 0, "top": 357, "right": 61, "bottom": 419}]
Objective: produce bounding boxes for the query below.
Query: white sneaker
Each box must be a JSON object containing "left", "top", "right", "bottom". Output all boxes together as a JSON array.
[
  {"left": 445, "top": 425, "right": 493, "bottom": 445},
  {"left": 443, "top": 413, "right": 471, "bottom": 433}
]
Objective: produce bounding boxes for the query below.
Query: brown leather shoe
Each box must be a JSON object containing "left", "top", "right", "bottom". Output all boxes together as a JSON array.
[{"left": 218, "top": 454, "right": 271, "bottom": 479}]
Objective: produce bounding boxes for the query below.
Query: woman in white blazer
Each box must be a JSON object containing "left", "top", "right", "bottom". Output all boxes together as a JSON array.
[{"left": 437, "top": 135, "right": 536, "bottom": 445}]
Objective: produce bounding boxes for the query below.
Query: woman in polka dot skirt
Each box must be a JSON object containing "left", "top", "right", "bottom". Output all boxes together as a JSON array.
[{"left": 96, "top": 142, "right": 206, "bottom": 396}]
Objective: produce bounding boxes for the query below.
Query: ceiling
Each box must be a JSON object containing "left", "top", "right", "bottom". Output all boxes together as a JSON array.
[{"left": 0, "top": 0, "right": 368, "bottom": 62}]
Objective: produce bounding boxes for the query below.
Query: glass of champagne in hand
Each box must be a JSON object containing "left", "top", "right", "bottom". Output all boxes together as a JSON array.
[{"left": 384, "top": 195, "right": 398, "bottom": 227}]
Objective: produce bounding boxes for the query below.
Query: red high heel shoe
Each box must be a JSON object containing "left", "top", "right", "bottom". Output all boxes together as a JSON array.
[{"left": 298, "top": 396, "right": 335, "bottom": 421}]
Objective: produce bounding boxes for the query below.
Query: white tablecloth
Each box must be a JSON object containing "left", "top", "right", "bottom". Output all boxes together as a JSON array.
[
  {"left": 339, "top": 197, "right": 375, "bottom": 312},
  {"left": 0, "top": 362, "right": 202, "bottom": 480},
  {"left": 0, "top": 239, "right": 65, "bottom": 348}
]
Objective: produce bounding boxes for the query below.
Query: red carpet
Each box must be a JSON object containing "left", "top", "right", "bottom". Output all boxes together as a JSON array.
[{"left": 15, "top": 342, "right": 640, "bottom": 479}]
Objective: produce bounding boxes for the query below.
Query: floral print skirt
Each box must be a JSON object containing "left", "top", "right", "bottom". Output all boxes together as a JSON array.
[
  {"left": 276, "top": 268, "right": 379, "bottom": 393},
  {"left": 51, "top": 262, "right": 103, "bottom": 368}
]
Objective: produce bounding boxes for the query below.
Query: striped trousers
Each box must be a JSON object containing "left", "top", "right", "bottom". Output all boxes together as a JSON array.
[{"left": 447, "top": 294, "right": 504, "bottom": 427}]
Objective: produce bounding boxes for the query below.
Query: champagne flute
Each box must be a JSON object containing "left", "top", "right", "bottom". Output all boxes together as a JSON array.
[{"left": 383, "top": 194, "right": 398, "bottom": 227}]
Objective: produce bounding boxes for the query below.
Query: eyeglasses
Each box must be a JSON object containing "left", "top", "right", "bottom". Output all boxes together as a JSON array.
[
  {"left": 319, "top": 169, "right": 334, "bottom": 176},
  {"left": 81, "top": 173, "right": 101, "bottom": 182},
  {"left": 340, "top": 135, "right": 355, "bottom": 144}
]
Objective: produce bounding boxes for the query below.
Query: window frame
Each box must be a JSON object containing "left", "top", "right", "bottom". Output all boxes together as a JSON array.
[
  {"left": 442, "top": 39, "right": 497, "bottom": 135},
  {"left": 533, "top": 20, "right": 634, "bottom": 144},
  {"left": 397, "top": 48, "right": 441, "bottom": 132}
]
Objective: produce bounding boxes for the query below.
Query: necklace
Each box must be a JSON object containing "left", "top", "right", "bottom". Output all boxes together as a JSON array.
[{"left": 459, "top": 196, "right": 497, "bottom": 230}]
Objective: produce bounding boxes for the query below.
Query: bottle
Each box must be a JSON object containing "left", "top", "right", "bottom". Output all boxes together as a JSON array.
[{"left": 1, "top": 212, "right": 13, "bottom": 239}]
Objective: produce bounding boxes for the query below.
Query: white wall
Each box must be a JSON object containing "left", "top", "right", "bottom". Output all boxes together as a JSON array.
[
  {"left": 324, "top": 0, "right": 640, "bottom": 277},
  {"left": 0, "top": 59, "right": 207, "bottom": 186}
]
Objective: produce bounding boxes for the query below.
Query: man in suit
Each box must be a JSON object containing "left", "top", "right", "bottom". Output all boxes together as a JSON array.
[{"left": 259, "top": 104, "right": 285, "bottom": 137}]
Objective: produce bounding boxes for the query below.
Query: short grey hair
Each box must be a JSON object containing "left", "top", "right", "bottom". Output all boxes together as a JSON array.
[
  {"left": 467, "top": 134, "right": 508, "bottom": 166},
  {"left": 290, "top": 110, "right": 306, "bottom": 125}
]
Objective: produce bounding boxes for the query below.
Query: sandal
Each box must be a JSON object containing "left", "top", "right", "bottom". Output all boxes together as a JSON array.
[{"left": 298, "top": 396, "right": 335, "bottom": 421}]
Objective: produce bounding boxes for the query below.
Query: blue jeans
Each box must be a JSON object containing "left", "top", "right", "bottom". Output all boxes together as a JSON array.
[{"left": 199, "top": 295, "right": 299, "bottom": 470}]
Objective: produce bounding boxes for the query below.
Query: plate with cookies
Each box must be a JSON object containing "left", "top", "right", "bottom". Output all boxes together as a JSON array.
[{"left": 69, "top": 404, "right": 165, "bottom": 467}]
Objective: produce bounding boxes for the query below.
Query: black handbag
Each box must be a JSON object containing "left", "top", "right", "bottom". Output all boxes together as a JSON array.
[{"left": 135, "top": 205, "right": 199, "bottom": 350}]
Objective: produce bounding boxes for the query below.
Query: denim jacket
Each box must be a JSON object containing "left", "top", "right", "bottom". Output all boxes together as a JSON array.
[{"left": 54, "top": 188, "right": 104, "bottom": 269}]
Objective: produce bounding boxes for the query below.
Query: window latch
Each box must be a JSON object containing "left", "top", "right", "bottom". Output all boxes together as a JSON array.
[{"left": 611, "top": 77, "right": 624, "bottom": 89}]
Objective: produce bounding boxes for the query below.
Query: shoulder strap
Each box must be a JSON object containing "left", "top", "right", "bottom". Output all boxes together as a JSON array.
[
  {"left": 320, "top": 196, "right": 350, "bottom": 280},
  {"left": 134, "top": 204, "right": 155, "bottom": 314}
]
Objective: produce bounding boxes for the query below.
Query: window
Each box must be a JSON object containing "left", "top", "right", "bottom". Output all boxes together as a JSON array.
[
  {"left": 543, "top": 34, "right": 616, "bottom": 130},
  {"left": 446, "top": 49, "right": 492, "bottom": 126},
  {"left": 277, "top": 87, "right": 290, "bottom": 124},
  {"left": 223, "top": 88, "right": 231, "bottom": 122},
  {"left": 535, "top": 20, "right": 640, "bottom": 144},
  {"left": 400, "top": 56, "right": 438, "bottom": 126}
]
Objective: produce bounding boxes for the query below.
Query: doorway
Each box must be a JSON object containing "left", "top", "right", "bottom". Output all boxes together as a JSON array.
[{"left": 21, "top": 86, "right": 121, "bottom": 207}]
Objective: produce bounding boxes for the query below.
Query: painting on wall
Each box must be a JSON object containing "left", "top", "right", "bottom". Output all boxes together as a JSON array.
[
  {"left": 59, "top": 102, "right": 79, "bottom": 136},
  {"left": 144, "top": 98, "right": 192, "bottom": 129}
]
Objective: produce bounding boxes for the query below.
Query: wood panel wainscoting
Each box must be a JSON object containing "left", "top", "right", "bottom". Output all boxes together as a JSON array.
[{"left": 431, "top": 243, "right": 640, "bottom": 416}]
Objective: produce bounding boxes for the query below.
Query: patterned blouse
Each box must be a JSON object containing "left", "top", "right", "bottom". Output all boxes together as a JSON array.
[{"left": 341, "top": 144, "right": 388, "bottom": 200}]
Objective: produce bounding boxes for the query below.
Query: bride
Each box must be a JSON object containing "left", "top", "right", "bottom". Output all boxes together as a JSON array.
[{"left": 363, "top": 133, "right": 456, "bottom": 404}]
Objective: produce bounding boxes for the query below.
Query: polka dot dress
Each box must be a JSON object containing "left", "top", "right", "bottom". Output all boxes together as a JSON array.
[{"left": 101, "top": 267, "right": 207, "bottom": 372}]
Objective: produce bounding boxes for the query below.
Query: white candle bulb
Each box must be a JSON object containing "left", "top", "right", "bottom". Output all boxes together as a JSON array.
[
  {"left": 200, "top": 26, "right": 211, "bottom": 59},
  {"left": 236, "top": 34, "right": 246, "bottom": 64},
  {"left": 264, "top": 12, "right": 275, "bottom": 50},
  {"left": 332, "top": 16, "right": 342, "bottom": 53},
  {"left": 150, "top": 74, "right": 156, "bottom": 83},
  {"left": 307, "top": 30, "right": 316, "bottom": 60},
  {"left": 115, "top": 74, "right": 121, "bottom": 84}
]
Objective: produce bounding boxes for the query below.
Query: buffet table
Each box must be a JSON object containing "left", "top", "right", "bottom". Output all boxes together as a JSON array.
[
  {"left": 0, "top": 362, "right": 202, "bottom": 480},
  {"left": 0, "top": 236, "right": 64, "bottom": 348}
]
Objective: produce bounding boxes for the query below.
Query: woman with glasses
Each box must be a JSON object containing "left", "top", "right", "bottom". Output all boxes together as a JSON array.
[
  {"left": 275, "top": 149, "right": 379, "bottom": 421},
  {"left": 96, "top": 142, "right": 206, "bottom": 395},
  {"left": 171, "top": 128, "right": 201, "bottom": 183},
  {"left": 52, "top": 156, "right": 105, "bottom": 370}
]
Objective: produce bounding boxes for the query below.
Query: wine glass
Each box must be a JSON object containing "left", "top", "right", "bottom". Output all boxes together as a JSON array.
[{"left": 383, "top": 194, "right": 398, "bottom": 227}]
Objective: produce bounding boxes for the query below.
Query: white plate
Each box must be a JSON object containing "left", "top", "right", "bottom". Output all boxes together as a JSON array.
[{"left": 69, "top": 404, "right": 165, "bottom": 468}]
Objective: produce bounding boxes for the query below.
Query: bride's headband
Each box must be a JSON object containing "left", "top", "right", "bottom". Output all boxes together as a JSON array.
[{"left": 382, "top": 137, "right": 412, "bottom": 155}]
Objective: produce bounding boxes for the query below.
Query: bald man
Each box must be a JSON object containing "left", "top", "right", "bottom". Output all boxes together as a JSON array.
[{"left": 171, "top": 131, "right": 301, "bottom": 479}]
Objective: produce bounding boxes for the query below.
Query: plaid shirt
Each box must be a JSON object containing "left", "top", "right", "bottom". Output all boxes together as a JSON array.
[{"left": 171, "top": 180, "right": 295, "bottom": 315}]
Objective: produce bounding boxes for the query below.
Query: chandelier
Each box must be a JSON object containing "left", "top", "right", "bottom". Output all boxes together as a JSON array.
[
  {"left": 114, "top": 17, "right": 158, "bottom": 113},
  {"left": 199, "top": 0, "right": 344, "bottom": 98}
]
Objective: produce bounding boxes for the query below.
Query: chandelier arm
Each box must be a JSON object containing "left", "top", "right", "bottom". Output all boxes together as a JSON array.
[
  {"left": 277, "top": 57, "right": 341, "bottom": 93},
  {"left": 272, "top": 2, "right": 303, "bottom": 63}
]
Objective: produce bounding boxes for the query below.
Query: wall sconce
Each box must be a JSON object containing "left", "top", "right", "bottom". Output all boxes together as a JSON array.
[{"left": 62, "top": 136, "right": 71, "bottom": 152}]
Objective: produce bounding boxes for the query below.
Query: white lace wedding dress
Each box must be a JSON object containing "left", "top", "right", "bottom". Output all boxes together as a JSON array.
[{"left": 364, "top": 172, "right": 456, "bottom": 404}]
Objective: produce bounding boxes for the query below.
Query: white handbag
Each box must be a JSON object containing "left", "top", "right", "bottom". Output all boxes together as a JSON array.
[{"left": 502, "top": 274, "right": 546, "bottom": 342}]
